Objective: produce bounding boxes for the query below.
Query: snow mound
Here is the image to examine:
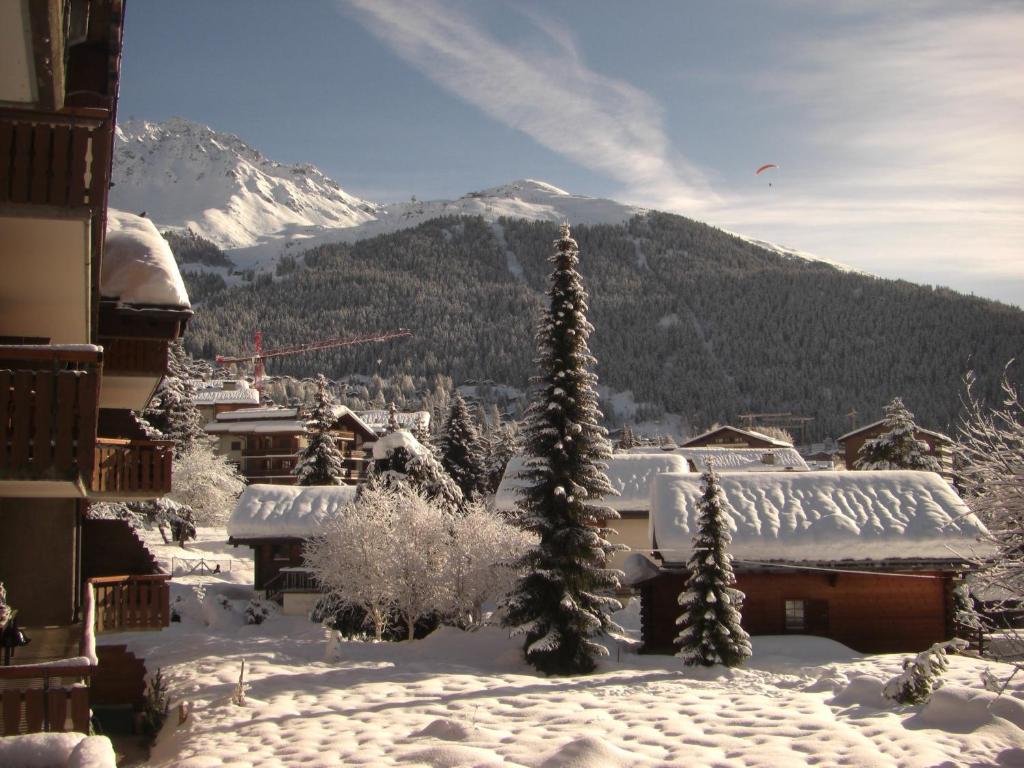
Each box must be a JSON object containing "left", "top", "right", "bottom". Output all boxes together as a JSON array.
[
  {"left": 371, "top": 429, "right": 427, "bottom": 460},
  {"left": 413, "top": 718, "right": 475, "bottom": 741},
  {"left": 621, "top": 553, "right": 660, "bottom": 586},
  {"left": 750, "top": 635, "right": 863, "bottom": 665},
  {"left": 404, "top": 743, "right": 504, "bottom": 767},
  {"left": 918, "top": 685, "right": 1024, "bottom": 731},
  {"left": 103, "top": 209, "right": 190, "bottom": 307},
  {"left": 832, "top": 675, "right": 887, "bottom": 708},
  {"left": 0, "top": 732, "right": 115, "bottom": 768},
  {"left": 652, "top": 470, "right": 989, "bottom": 562},
  {"left": 538, "top": 735, "right": 657, "bottom": 768}
]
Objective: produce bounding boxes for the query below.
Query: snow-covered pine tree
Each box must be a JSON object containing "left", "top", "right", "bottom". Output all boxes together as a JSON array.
[
  {"left": 503, "top": 222, "right": 622, "bottom": 676},
  {"left": 371, "top": 430, "right": 464, "bottom": 513},
  {"left": 675, "top": 466, "right": 752, "bottom": 667},
  {"left": 387, "top": 401, "right": 400, "bottom": 433},
  {"left": 484, "top": 419, "right": 520, "bottom": 496},
  {"left": 439, "top": 392, "right": 488, "bottom": 502},
  {"left": 618, "top": 424, "right": 636, "bottom": 450},
  {"left": 292, "top": 375, "right": 346, "bottom": 486},
  {"left": 143, "top": 342, "right": 205, "bottom": 456},
  {"left": 855, "top": 397, "right": 941, "bottom": 471}
]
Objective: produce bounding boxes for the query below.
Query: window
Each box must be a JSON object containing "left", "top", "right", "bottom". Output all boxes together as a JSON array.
[
  {"left": 231, "top": 441, "right": 242, "bottom": 451},
  {"left": 271, "top": 544, "right": 290, "bottom": 561},
  {"left": 784, "top": 600, "right": 806, "bottom": 631}
]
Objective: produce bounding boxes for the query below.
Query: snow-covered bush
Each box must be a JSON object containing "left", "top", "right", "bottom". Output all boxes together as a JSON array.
[
  {"left": 169, "top": 440, "right": 245, "bottom": 525},
  {"left": 0, "top": 581, "right": 14, "bottom": 631},
  {"left": 371, "top": 430, "right": 464, "bottom": 513},
  {"left": 245, "top": 597, "right": 273, "bottom": 625},
  {"left": 447, "top": 504, "right": 535, "bottom": 627},
  {"left": 882, "top": 639, "right": 967, "bottom": 705}
]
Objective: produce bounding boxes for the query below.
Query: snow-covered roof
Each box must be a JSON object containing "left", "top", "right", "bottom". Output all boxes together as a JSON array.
[
  {"left": 650, "top": 471, "right": 989, "bottom": 564},
  {"left": 682, "top": 426, "right": 793, "bottom": 448},
  {"left": 102, "top": 210, "right": 190, "bottom": 308},
  {"left": 837, "top": 419, "right": 952, "bottom": 444},
  {"left": 330, "top": 405, "right": 378, "bottom": 439},
  {"left": 354, "top": 409, "right": 430, "bottom": 436},
  {"left": 371, "top": 429, "right": 428, "bottom": 461},
  {"left": 216, "top": 407, "right": 298, "bottom": 421},
  {"left": 207, "top": 419, "right": 306, "bottom": 435},
  {"left": 191, "top": 387, "right": 261, "bottom": 406},
  {"left": 495, "top": 453, "right": 690, "bottom": 513},
  {"left": 228, "top": 484, "right": 359, "bottom": 540},
  {"left": 675, "top": 447, "right": 809, "bottom": 472}
]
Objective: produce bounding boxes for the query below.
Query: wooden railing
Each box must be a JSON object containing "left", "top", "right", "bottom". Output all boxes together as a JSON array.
[
  {"left": 0, "top": 346, "right": 100, "bottom": 483},
  {"left": 91, "top": 437, "right": 173, "bottom": 496},
  {"left": 0, "top": 108, "right": 110, "bottom": 210},
  {"left": 99, "top": 336, "right": 169, "bottom": 375},
  {"left": 0, "top": 662, "right": 93, "bottom": 736},
  {"left": 265, "top": 568, "right": 321, "bottom": 601},
  {"left": 89, "top": 575, "right": 171, "bottom": 633}
]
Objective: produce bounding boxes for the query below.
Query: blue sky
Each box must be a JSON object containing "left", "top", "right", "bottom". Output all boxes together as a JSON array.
[{"left": 119, "top": 1, "right": 1023, "bottom": 307}]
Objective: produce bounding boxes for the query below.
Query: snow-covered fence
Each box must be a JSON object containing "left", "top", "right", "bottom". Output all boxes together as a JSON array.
[
  {"left": 172, "top": 557, "right": 235, "bottom": 576},
  {"left": 90, "top": 575, "right": 171, "bottom": 632}
]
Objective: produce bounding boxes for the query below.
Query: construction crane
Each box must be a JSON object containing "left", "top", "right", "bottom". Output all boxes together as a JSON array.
[{"left": 215, "top": 328, "right": 413, "bottom": 392}]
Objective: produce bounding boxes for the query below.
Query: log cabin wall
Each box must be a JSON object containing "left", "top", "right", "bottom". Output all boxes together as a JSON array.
[{"left": 641, "top": 568, "right": 952, "bottom": 655}]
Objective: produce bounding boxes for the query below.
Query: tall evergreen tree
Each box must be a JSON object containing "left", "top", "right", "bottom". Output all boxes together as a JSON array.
[
  {"left": 293, "top": 375, "right": 345, "bottom": 486},
  {"left": 856, "top": 397, "right": 942, "bottom": 471},
  {"left": 439, "top": 392, "right": 487, "bottom": 502},
  {"left": 143, "top": 341, "right": 205, "bottom": 457},
  {"left": 675, "top": 466, "right": 751, "bottom": 667},
  {"left": 503, "top": 222, "right": 622, "bottom": 675}
]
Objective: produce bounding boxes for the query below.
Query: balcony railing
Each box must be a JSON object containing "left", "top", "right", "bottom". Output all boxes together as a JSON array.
[
  {"left": 0, "top": 108, "right": 110, "bottom": 211},
  {"left": 91, "top": 438, "right": 173, "bottom": 497},
  {"left": 99, "top": 337, "right": 169, "bottom": 376},
  {"left": 0, "top": 346, "right": 100, "bottom": 484},
  {"left": 90, "top": 575, "right": 171, "bottom": 633}
]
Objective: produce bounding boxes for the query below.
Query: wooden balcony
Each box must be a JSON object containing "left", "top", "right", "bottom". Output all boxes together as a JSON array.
[
  {"left": 90, "top": 438, "right": 173, "bottom": 498},
  {"left": 0, "top": 108, "right": 111, "bottom": 212},
  {"left": 0, "top": 345, "right": 99, "bottom": 494},
  {"left": 0, "top": 661, "right": 93, "bottom": 735},
  {"left": 90, "top": 575, "right": 172, "bottom": 632}
]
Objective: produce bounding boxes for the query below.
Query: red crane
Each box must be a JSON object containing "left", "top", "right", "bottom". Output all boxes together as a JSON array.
[{"left": 215, "top": 328, "right": 413, "bottom": 392}]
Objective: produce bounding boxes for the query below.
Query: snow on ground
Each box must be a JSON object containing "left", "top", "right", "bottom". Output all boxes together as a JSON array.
[{"left": 118, "top": 528, "right": 1024, "bottom": 767}]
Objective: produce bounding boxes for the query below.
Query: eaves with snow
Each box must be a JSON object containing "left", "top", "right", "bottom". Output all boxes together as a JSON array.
[
  {"left": 228, "top": 484, "right": 359, "bottom": 540},
  {"left": 495, "top": 453, "right": 691, "bottom": 514},
  {"left": 102, "top": 210, "right": 190, "bottom": 308},
  {"left": 651, "top": 470, "right": 990, "bottom": 564}
]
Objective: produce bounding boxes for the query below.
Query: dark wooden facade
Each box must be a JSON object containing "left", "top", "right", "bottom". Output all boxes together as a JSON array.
[
  {"left": 639, "top": 565, "right": 956, "bottom": 655},
  {"left": 233, "top": 537, "right": 306, "bottom": 591}
]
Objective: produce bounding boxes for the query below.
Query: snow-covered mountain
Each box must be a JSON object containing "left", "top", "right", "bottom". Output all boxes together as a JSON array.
[
  {"left": 111, "top": 118, "right": 846, "bottom": 276},
  {"left": 111, "top": 118, "right": 378, "bottom": 249}
]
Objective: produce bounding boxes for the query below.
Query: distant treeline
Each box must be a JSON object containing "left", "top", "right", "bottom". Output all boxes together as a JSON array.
[{"left": 175, "top": 212, "right": 1024, "bottom": 440}]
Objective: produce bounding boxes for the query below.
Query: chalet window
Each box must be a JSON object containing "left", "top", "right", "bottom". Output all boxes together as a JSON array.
[
  {"left": 784, "top": 600, "right": 807, "bottom": 631},
  {"left": 271, "top": 544, "right": 290, "bottom": 561},
  {"left": 231, "top": 441, "right": 242, "bottom": 451}
]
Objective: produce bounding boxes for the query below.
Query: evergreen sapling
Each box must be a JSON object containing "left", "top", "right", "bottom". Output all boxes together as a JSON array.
[
  {"left": 856, "top": 397, "right": 941, "bottom": 471},
  {"left": 293, "top": 374, "right": 346, "bottom": 486},
  {"left": 675, "top": 466, "right": 752, "bottom": 667}
]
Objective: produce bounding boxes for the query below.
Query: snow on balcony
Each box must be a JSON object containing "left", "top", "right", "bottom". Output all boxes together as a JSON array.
[{"left": 102, "top": 210, "right": 190, "bottom": 308}]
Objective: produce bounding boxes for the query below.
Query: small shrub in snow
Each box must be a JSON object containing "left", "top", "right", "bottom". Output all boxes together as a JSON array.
[
  {"left": 232, "top": 659, "right": 249, "bottom": 706},
  {"left": 245, "top": 597, "right": 273, "bottom": 625},
  {"left": 142, "top": 668, "right": 170, "bottom": 743},
  {"left": 883, "top": 639, "right": 967, "bottom": 705}
]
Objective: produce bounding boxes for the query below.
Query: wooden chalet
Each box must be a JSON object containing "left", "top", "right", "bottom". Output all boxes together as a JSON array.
[
  {"left": 681, "top": 425, "right": 794, "bottom": 449},
  {"left": 495, "top": 452, "right": 691, "bottom": 571},
  {"left": 189, "top": 378, "right": 261, "bottom": 423},
  {"left": 636, "top": 471, "right": 989, "bottom": 654},
  {"left": 206, "top": 405, "right": 378, "bottom": 485},
  {"left": 837, "top": 419, "right": 953, "bottom": 476},
  {"left": 0, "top": 0, "right": 184, "bottom": 737},
  {"left": 227, "top": 484, "right": 359, "bottom": 614}
]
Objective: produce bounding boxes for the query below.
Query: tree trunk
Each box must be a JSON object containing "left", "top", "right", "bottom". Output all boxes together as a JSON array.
[{"left": 407, "top": 616, "right": 415, "bottom": 641}]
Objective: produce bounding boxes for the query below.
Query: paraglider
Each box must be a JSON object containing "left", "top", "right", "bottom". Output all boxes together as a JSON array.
[{"left": 755, "top": 163, "right": 778, "bottom": 187}]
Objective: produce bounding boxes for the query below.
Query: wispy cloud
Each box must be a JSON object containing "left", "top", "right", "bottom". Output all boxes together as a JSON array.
[{"left": 341, "top": 0, "right": 714, "bottom": 209}]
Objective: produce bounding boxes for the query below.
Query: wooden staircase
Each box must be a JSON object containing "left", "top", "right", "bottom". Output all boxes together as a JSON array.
[{"left": 92, "top": 644, "right": 147, "bottom": 711}]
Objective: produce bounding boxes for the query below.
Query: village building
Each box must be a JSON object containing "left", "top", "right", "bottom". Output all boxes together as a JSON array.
[
  {"left": 635, "top": 470, "right": 988, "bottom": 654},
  {"left": 206, "top": 405, "right": 381, "bottom": 485},
  {"left": 228, "top": 483, "right": 358, "bottom": 614},
  {"left": 189, "top": 378, "right": 261, "bottom": 423},
  {"left": 1, "top": 0, "right": 187, "bottom": 736},
  {"left": 681, "top": 425, "right": 795, "bottom": 449},
  {"left": 837, "top": 420, "right": 953, "bottom": 476},
  {"left": 495, "top": 453, "right": 691, "bottom": 571}
]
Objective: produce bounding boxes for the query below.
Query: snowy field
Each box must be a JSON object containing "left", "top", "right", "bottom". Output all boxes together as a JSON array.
[{"left": 123, "top": 529, "right": 1024, "bottom": 768}]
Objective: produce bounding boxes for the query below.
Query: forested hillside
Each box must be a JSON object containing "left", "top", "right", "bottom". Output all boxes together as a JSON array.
[{"left": 180, "top": 212, "right": 1024, "bottom": 439}]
